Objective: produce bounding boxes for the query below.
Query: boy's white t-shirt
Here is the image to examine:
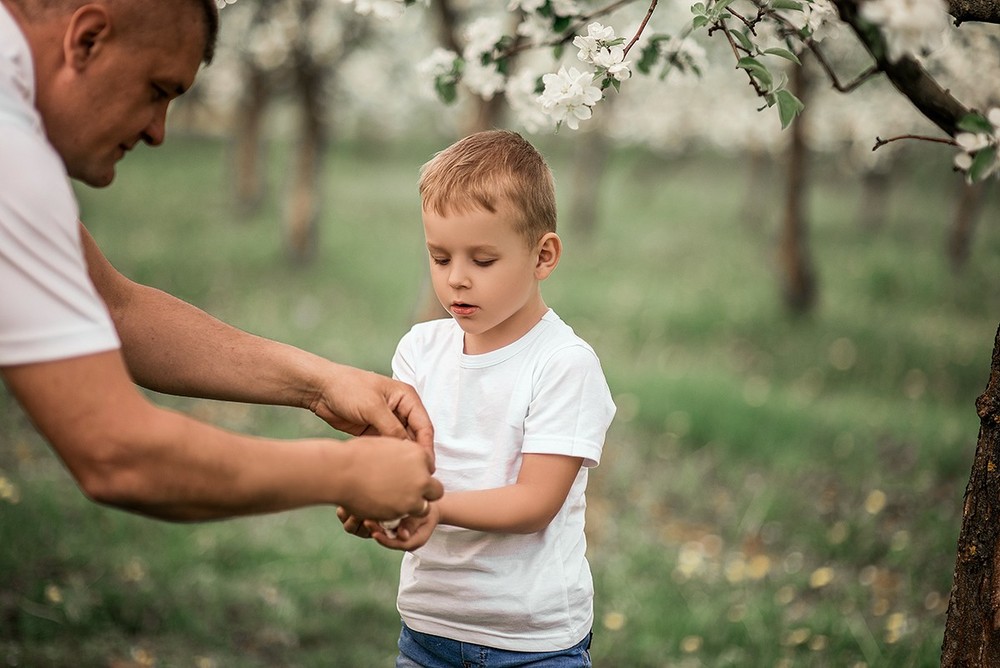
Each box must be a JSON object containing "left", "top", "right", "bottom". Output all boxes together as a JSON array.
[
  {"left": 392, "top": 309, "right": 616, "bottom": 652},
  {"left": 0, "top": 3, "right": 120, "bottom": 366}
]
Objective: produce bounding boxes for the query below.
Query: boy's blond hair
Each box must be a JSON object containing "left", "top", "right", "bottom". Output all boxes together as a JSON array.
[{"left": 419, "top": 130, "right": 557, "bottom": 245}]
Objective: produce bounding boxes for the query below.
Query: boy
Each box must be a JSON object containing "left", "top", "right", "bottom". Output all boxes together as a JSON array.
[{"left": 364, "top": 130, "right": 616, "bottom": 666}]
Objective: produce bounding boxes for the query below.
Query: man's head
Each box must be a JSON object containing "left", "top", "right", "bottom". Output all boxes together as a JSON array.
[
  {"left": 418, "top": 129, "right": 557, "bottom": 247},
  {"left": 9, "top": 0, "right": 220, "bottom": 186}
]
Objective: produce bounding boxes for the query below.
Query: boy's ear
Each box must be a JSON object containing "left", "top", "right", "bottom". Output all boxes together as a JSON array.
[
  {"left": 64, "top": 5, "right": 112, "bottom": 71},
  {"left": 535, "top": 232, "right": 562, "bottom": 280}
]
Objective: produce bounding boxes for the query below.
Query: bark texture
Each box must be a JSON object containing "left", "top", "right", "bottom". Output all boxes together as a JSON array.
[
  {"left": 777, "top": 62, "right": 816, "bottom": 313},
  {"left": 942, "top": 322, "right": 1000, "bottom": 667}
]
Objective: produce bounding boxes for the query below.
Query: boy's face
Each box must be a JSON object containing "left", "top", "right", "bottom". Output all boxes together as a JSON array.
[{"left": 423, "top": 203, "right": 552, "bottom": 355}]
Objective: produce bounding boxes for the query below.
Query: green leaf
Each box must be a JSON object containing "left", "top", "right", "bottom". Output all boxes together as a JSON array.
[
  {"left": 692, "top": 15, "right": 709, "bottom": 29},
  {"left": 435, "top": 78, "right": 458, "bottom": 104},
  {"left": 763, "top": 47, "right": 802, "bottom": 65},
  {"left": 692, "top": 3, "right": 707, "bottom": 14},
  {"left": 737, "top": 56, "right": 773, "bottom": 90},
  {"left": 957, "top": 113, "right": 994, "bottom": 134},
  {"left": 969, "top": 146, "right": 998, "bottom": 182},
  {"left": 771, "top": 0, "right": 803, "bottom": 9},
  {"left": 734, "top": 30, "right": 754, "bottom": 52},
  {"left": 775, "top": 89, "right": 805, "bottom": 128},
  {"left": 637, "top": 43, "right": 660, "bottom": 75},
  {"left": 553, "top": 15, "right": 571, "bottom": 32}
]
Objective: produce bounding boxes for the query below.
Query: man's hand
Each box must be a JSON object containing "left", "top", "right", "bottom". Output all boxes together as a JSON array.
[
  {"left": 334, "top": 436, "right": 442, "bottom": 521},
  {"left": 310, "top": 364, "right": 434, "bottom": 462},
  {"left": 336, "top": 494, "right": 438, "bottom": 551}
]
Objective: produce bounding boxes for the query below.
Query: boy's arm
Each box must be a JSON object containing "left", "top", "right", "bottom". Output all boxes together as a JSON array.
[{"left": 438, "top": 454, "right": 584, "bottom": 534}]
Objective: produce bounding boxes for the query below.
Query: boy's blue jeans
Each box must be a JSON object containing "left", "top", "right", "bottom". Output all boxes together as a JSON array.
[{"left": 395, "top": 623, "right": 593, "bottom": 668}]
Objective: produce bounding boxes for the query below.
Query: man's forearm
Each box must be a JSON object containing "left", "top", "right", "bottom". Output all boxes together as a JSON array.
[{"left": 81, "top": 221, "right": 322, "bottom": 407}]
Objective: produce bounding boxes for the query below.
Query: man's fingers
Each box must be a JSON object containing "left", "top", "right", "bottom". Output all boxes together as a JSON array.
[{"left": 425, "top": 477, "right": 444, "bottom": 502}]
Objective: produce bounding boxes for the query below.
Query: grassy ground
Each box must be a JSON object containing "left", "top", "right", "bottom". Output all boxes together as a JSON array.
[{"left": 1, "top": 134, "right": 999, "bottom": 667}]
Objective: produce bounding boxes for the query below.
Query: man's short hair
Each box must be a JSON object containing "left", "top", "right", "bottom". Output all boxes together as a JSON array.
[
  {"left": 419, "top": 130, "right": 558, "bottom": 245},
  {"left": 10, "top": 0, "right": 219, "bottom": 63}
]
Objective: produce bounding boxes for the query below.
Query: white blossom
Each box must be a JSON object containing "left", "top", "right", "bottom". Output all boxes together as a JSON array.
[
  {"left": 859, "top": 0, "right": 949, "bottom": 62},
  {"left": 550, "top": 0, "right": 580, "bottom": 17},
  {"left": 417, "top": 47, "right": 460, "bottom": 79},
  {"left": 516, "top": 13, "right": 553, "bottom": 47},
  {"left": 574, "top": 22, "right": 632, "bottom": 82},
  {"left": 463, "top": 59, "right": 507, "bottom": 100},
  {"left": 574, "top": 22, "right": 617, "bottom": 63},
  {"left": 952, "top": 107, "right": 1000, "bottom": 182},
  {"left": 342, "top": 0, "right": 406, "bottom": 20},
  {"left": 463, "top": 16, "right": 506, "bottom": 60},
  {"left": 539, "top": 66, "right": 602, "bottom": 130},
  {"left": 506, "top": 69, "right": 557, "bottom": 134},
  {"left": 507, "top": 0, "right": 547, "bottom": 12}
]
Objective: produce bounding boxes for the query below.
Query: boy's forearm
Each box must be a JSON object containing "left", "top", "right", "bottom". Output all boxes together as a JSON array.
[{"left": 438, "top": 486, "right": 555, "bottom": 534}]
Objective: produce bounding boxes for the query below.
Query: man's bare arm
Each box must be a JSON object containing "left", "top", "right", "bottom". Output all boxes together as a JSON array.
[
  {"left": 79, "top": 223, "right": 433, "bottom": 452},
  {"left": 2, "top": 350, "right": 441, "bottom": 521}
]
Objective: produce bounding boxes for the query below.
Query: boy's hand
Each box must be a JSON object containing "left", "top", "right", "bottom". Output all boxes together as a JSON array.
[{"left": 369, "top": 502, "right": 439, "bottom": 551}]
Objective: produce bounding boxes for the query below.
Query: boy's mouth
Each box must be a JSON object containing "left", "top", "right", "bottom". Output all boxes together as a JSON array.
[{"left": 450, "top": 302, "right": 478, "bottom": 316}]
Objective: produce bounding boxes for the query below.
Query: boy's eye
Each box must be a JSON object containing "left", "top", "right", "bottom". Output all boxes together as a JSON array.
[
  {"left": 474, "top": 259, "right": 497, "bottom": 267},
  {"left": 431, "top": 257, "right": 450, "bottom": 266}
]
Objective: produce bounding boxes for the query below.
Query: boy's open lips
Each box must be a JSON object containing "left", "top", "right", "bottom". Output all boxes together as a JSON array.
[{"left": 450, "top": 302, "right": 478, "bottom": 316}]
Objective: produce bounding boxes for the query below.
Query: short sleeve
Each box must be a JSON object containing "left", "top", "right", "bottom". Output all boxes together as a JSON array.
[
  {"left": 0, "top": 126, "right": 120, "bottom": 365},
  {"left": 521, "top": 344, "right": 616, "bottom": 468}
]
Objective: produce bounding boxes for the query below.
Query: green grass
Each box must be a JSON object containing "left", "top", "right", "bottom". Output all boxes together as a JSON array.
[{"left": 2, "top": 134, "right": 999, "bottom": 666}]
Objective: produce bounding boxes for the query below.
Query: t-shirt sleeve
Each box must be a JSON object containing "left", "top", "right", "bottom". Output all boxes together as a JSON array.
[
  {"left": 0, "top": 125, "right": 120, "bottom": 365},
  {"left": 391, "top": 328, "right": 417, "bottom": 385},
  {"left": 521, "top": 344, "right": 616, "bottom": 468}
]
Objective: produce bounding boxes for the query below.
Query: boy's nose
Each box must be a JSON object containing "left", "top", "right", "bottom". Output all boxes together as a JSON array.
[{"left": 448, "top": 265, "right": 471, "bottom": 289}]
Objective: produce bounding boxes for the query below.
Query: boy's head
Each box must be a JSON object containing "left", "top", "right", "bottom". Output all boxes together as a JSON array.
[{"left": 419, "top": 130, "right": 557, "bottom": 246}]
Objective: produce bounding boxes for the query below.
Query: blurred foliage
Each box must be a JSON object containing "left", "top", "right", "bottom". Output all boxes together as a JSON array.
[{"left": 1, "top": 135, "right": 999, "bottom": 666}]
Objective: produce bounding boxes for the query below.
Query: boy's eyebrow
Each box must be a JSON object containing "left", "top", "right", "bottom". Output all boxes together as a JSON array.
[{"left": 426, "top": 243, "right": 501, "bottom": 254}]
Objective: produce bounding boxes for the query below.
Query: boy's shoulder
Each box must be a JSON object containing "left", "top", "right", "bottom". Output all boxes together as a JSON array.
[{"left": 399, "top": 317, "right": 459, "bottom": 349}]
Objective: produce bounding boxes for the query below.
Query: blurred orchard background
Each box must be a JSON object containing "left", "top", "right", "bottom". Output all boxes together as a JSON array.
[{"left": 3, "top": 0, "right": 1000, "bottom": 665}]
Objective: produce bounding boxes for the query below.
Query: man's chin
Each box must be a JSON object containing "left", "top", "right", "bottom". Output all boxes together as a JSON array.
[{"left": 72, "top": 167, "right": 116, "bottom": 188}]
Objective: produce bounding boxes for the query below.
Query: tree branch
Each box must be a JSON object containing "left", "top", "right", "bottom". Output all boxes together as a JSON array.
[
  {"left": 947, "top": 0, "right": 1000, "bottom": 25},
  {"left": 832, "top": 0, "right": 971, "bottom": 137}
]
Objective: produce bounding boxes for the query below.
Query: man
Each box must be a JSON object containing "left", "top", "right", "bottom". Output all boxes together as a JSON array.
[{"left": 0, "top": 0, "right": 443, "bottom": 527}]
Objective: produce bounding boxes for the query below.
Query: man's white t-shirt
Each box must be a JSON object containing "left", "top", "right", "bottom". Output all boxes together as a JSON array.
[
  {"left": 0, "top": 3, "right": 120, "bottom": 366},
  {"left": 392, "top": 309, "right": 616, "bottom": 652}
]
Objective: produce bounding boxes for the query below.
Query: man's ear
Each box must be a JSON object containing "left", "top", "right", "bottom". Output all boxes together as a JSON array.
[
  {"left": 64, "top": 5, "right": 112, "bottom": 71},
  {"left": 535, "top": 232, "right": 562, "bottom": 280}
]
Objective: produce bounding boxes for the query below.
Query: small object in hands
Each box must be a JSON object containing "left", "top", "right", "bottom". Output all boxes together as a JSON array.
[{"left": 380, "top": 517, "right": 404, "bottom": 539}]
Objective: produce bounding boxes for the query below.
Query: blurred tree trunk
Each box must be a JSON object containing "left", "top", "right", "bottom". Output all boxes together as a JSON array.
[
  {"left": 743, "top": 148, "right": 773, "bottom": 231},
  {"left": 858, "top": 168, "right": 890, "bottom": 231},
  {"left": 942, "top": 321, "right": 1000, "bottom": 667},
  {"left": 233, "top": 64, "right": 271, "bottom": 215},
  {"left": 777, "top": 61, "right": 817, "bottom": 313},
  {"left": 285, "top": 43, "right": 327, "bottom": 264},
  {"left": 568, "top": 129, "right": 611, "bottom": 241},
  {"left": 948, "top": 179, "right": 987, "bottom": 273}
]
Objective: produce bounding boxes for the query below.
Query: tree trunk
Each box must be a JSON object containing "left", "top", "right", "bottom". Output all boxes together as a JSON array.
[
  {"left": 743, "top": 148, "right": 772, "bottom": 231},
  {"left": 233, "top": 65, "right": 270, "bottom": 215},
  {"left": 942, "top": 322, "right": 1000, "bottom": 667},
  {"left": 568, "top": 115, "right": 612, "bottom": 241},
  {"left": 284, "top": 47, "right": 327, "bottom": 264},
  {"left": 858, "top": 168, "right": 890, "bottom": 232},
  {"left": 948, "top": 179, "right": 987, "bottom": 273},
  {"left": 777, "top": 62, "right": 817, "bottom": 313}
]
